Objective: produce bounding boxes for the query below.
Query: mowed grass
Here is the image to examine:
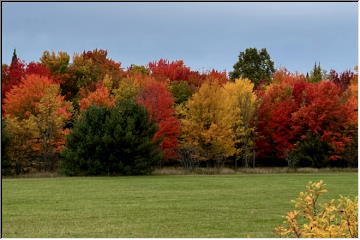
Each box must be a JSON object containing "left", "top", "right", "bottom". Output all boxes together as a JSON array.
[{"left": 2, "top": 173, "right": 357, "bottom": 237}]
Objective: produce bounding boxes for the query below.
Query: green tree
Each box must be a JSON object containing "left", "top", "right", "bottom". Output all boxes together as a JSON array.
[
  {"left": 61, "top": 101, "right": 162, "bottom": 176},
  {"left": 229, "top": 48, "right": 275, "bottom": 86}
]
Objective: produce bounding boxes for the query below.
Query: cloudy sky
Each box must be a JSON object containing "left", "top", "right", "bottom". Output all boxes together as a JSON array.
[{"left": 2, "top": 2, "right": 358, "bottom": 74}]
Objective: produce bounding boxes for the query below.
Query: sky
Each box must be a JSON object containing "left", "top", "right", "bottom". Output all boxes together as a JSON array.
[{"left": 2, "top": 2, "right": 358, "bottom": 74}]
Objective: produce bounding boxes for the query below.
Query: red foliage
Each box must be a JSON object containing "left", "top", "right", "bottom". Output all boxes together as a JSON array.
[
  {"left": 1, "top": 57, "right": 26, "bottom": 103},
  {"left": 329, "top": 69, "right": 354, "bottom": 92},
  {"left": 256, "top": 74, "right": 354, "bottom": 160},
  {"left": 148, "top": 59, "right": 229, "bottom": 88},
  {"left": 202, "top": 69, "right": 229, "bottom": 85},
  {"left": 292, "top": 81, "right": 353, "bottom": 153},
  {"left": 136, "top": 81, "right": 181, "bottom": 159},
  {"left": 148, "top": 59, "right": 192, "bottom": 82},
  {"left": 26, "top": 62, "right": 52, "bottom": 77}
]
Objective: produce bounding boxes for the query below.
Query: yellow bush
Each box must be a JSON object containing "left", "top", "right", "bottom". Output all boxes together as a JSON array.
[{"left": 275, "top": 180, "right": 358, "bottom": 238}]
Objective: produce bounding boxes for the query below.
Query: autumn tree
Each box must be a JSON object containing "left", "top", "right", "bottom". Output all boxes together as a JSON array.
[
  {"left": 62, "top": 49, "right": 125, "bottom": 101},
  {"left": 3, "top": 74, "right": 72, "bottom": 172},
  {"left": 79, "top": 84, "right": 115, "bottom": 111},
  {"left": 256, "top": 73, "right": 355, "bottom": 167},
  {"left": 229, "top": 48, "right": 275, "bottom": 86},
  {"left": 181, "top": 81, "right": 236, "bottom": 167},
  {"left": 28, "top": 85, "right": 73, "bottom": 169},
  {"left": 1, "top": 50, "right": 26, "bottom": 107},
  {"left": 137, "top": 81, "right": 181, "bottom": 160},
  {"left": 40, "top": 50, "right": 70, "bottom": 75},
  {"left": 128, "top": 64, "right": 150, "bottom": 75},
  {"left": 148, "top": 59, "right": 192, "bottom": 82},
  {"left": 223, "top": 78, "right": 257, "bottom": 167}
]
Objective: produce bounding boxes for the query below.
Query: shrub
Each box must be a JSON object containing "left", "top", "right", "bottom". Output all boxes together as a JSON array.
[
  {"left": 61, "top": 100, "right": 162, "bottom": 176},
  {"left": 275, "top": 181, "right": 358, "bottom": 238},
  {"left": 1, "top": 120, "right": 13, "bottom": 175}
]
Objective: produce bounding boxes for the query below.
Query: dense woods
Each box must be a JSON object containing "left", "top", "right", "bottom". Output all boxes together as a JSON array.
[{"left": 1, "top": 48, "right": 358, "bottom": 175}]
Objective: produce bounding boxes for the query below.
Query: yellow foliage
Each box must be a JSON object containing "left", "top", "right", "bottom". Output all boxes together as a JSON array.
[
  {"left": 275, "top": 180, "right": 358, "bottom": 238},
  {"left": 181, "top": 81, "right": 236, "bottom": 165},
  {"left": 223, "top": 78, "right": 257, "bottom": 166},
  {"left": 113, "top": 77, "right": 142, "bottom": 102},
  {"left": 5, "top": 85, "right": 72, "bottom": 172}
]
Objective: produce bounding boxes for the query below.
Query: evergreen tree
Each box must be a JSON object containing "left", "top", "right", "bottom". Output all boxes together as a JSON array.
[
  {"left": 308, "top": 62, "right": 322, "bottom": 83},
  {"left": 61, "top": 100, "right": 162, "bottom": 175}
]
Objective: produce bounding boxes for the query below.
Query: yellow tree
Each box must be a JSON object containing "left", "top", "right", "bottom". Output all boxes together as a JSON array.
[
  {"left": 223, "top": 78, "right": 258, "bottom": 167},
  {"left": 181, "top": 81, "right": 236, "bottom": 167},
  {"left": 29, "top": 85, "right": 72, "bottom": 169}
]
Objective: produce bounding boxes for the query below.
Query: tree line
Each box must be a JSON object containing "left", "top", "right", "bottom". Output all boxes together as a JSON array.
[{"left": 1, "top": 48, "right": 357, "bottom": 175}]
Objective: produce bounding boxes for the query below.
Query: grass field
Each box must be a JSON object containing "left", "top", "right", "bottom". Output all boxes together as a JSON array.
[{"left": 2, "top": 173, "right": 358, "bottom": 237}]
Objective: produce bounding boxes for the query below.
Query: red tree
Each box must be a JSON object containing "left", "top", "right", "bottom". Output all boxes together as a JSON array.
[
  {"left": 1, "top": 53, "right": 26, "bottom": 104},
  {"left": 136, "top": 81, "right": 180, "bottom": 159},
  {"left": 148, "top": 59, "right": 192, "bottom": 82},
  {"left": 256, "top": 73, "right": 354, "bottom": 161}
]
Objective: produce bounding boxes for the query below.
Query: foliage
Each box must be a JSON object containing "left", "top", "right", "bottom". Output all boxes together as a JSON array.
[
  {"left": 181, "top": 81, "right": 236, "bottom": 166},
  {"left": 256, "top": 76, "right": 354, "bottom": 165},
  {"left": 137, "top": 81, "right": 181, "bottom": 160},
  {"left": 128, "top": 64, "right": 150, "bottom": 75},
  {"left": 4, "top": 78, "right": 72, "bottom": 173},
  {"left": 1, "top": 120, "right": 13, "bottom": 175},
  {"left": 148, "top": 59, "right": 192, "bottom": 82},
  {"left": 79, "top": 84, "right": 115, "bottom": 111},
  {"left": 1, "top": 50, "right": 26, "bottom": 105},
  {"left": 223, "top": 78, "right": 257, "bottom": 167},
  {"left": 229, "top": 48, "right": 275, "bottom": 86},
  {"left": 4, "top": 116, "right": 38, "bottom": 174},
  {"left": 275, "top": 181, "right": 358, "bottom": 238},
  {"left": 62, "top": 101, "right": 162, "bottom": 176},
  {"left": 169, "top": 81, "right": 194, "bottom": 105},
  {"left": 307, "top": 62, "right": 323, "bottom": 83},
  {"left": 3, "top": 74, "right": 56, "bottom": 119},
  {"left": 329, "top": 69, "right": 354, "bottom": 92},
  {"left": 28, "top": 85, "right": 73, "bottom": 168},
  {"left": 286, "top": 134, "right": 333, "bottom": 168},
  {"left": 63, "top": 49, "right": 125, "bottom": 100},
  {"left": 112, "top": 76, "right": 143, "bottom": 103},
  {"left": 40, "top": 50, "right": 70, "bottom": 75}
]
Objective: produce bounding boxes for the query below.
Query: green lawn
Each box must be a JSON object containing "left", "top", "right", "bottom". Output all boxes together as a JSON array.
[{"left": 2, "top": 173, "right": 357, "bottom": 237}]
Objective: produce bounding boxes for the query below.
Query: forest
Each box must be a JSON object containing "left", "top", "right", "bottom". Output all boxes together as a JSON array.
[{"left": 1, "top": 48, "right": 358, "bottom": 176}]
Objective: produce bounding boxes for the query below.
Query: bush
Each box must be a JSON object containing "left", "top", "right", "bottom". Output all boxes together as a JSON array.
[
  {"left": 61, "top": 100, "right": 162, "bottom": 175},
  {"left": 275, "top": 181, "right": 358, "bottom": 238},
  {"left": 286, "top": 134, "right": 333, "bottom": 168},
  {"left": 1, "top": 120, "right": 13, "bottom": 176}
]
